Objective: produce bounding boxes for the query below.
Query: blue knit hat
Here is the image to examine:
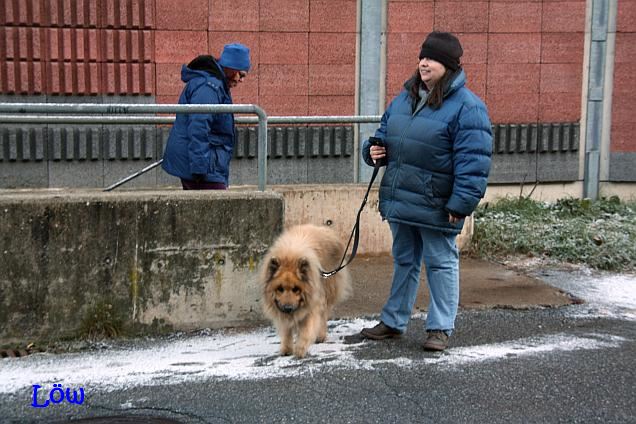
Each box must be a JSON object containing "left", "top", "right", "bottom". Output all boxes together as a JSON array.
[{"left": 218, "top": 43, "right": 251, "bottom": 72}]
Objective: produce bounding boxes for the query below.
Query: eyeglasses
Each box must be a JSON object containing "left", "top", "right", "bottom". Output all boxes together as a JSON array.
[{"left": 238, "top": 71, "right": 247, "bottom": 80}]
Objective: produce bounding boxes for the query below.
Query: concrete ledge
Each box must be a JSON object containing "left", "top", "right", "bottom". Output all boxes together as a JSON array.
[
  {"left": 0, "top": 189, "right": 284, "bottom": 343},
  {"left": 273, "top": 184, "right": 474, "bottom": 254},
  {"left": 0, "top": 185, "right": 473, "bottom": 344}
]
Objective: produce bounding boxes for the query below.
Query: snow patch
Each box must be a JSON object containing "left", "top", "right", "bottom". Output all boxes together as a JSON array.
[
  {"left": 0, "top": 319, "right": 626, "bottom": 394},
  {"left": 536, "top": 269, "right": 636, "bottom": 320}
]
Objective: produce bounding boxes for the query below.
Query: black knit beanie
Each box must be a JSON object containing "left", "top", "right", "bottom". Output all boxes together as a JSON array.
[
  {"left": 419, "top": 31, "right": 463, "bottom": 71},
  {"left": 187, "top": 55, "right": 224, "bottom": 80}
]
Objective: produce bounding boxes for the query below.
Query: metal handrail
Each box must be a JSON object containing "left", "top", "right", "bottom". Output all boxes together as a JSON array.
[
  {"left": 0, "top": 103, "right": 269, "bottom": 191},
  {"left": 0, "top": 102, "right": 261, "bottom": 115},
  {"left": 0, "top": 103, "right": 383, "bottom": 190},
  {"left": 0, "top": 114, "right": 382, "bottom": 125}
]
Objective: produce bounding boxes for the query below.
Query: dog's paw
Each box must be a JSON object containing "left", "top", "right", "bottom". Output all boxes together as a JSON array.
[
  {"left": 293, "top": 345, "right": 308, "bottom": 359},
  {"left": 280, "top": 345, "right": 293, "bottom": 356}
]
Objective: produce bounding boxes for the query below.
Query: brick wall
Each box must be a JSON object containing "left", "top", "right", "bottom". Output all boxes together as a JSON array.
[
  {"left": 385, "top": 0, "right": 586, "bottom": 125},
  {"left": 0, "top": 1, "right": 618, "bottom": 125},
  {"left": 0, "top": 0, "right": 155, "bottom": 95},
  {"left": 154, "top": 0, "right": 357, "bottom": 115},
  {"left": 612, "top": 0, "right": 636, "bottom": 153}
]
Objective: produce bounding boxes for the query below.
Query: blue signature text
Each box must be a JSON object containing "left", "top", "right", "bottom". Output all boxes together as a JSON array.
[{"left": 31, "top": 384, "right": 85, "bottom": 408}]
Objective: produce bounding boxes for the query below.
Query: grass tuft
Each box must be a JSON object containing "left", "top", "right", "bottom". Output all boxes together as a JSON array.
[
  {"left": 78, "top": 300, "right": 125, "bottom": 339},
  {"left": 470, "top": 196, "right": 636, "bottom": 272}
]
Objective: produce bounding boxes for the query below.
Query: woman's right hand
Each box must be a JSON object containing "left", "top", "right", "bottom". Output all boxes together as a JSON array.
[{"left": 370, "top": 145, "right": 386, "bottom": 163}]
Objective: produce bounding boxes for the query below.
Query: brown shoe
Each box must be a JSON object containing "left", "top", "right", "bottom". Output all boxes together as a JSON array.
[
  {"left": 423, "top": 330, "right": 449, "bottom": 351},
  {"left": 360, "top": 322, "right": 402, "bottom": 340}
]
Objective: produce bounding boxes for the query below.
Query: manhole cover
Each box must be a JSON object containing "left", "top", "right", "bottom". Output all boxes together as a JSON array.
[{"left": 62, "top": 416, "right": 182, "bottom": 423}]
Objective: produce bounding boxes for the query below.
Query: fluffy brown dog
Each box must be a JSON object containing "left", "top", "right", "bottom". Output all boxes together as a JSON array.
[{"left": 260, "top": 224, "right": 352, "bottom": 358}]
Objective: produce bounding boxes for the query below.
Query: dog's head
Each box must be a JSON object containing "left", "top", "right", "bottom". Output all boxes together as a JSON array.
[{"left": 263, "top": 256, "right": 315, "bottom": 314}]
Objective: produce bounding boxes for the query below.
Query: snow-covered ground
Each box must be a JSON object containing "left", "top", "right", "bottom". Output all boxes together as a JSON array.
[
  {"left": 2, "top": 270, "right": 634, "bottom": 394},
  {"left": 541, "top": 270, "right": 636, "bottom": 320}
]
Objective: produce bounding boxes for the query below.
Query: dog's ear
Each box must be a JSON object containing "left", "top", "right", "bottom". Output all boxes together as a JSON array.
[
  {"left": 266, "top": 257, "right": 280, "bottom": 280},
  {"left": 297, "top": 257, "right": 311, "bottom": 281}
]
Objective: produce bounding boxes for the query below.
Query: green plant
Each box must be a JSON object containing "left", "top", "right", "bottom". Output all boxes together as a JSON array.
[
  {"left": 471, "top": 196, "right": 636, "bottom": 272},
  {"left": 78, "top": 300, "right": 125, "bottom": 339}
]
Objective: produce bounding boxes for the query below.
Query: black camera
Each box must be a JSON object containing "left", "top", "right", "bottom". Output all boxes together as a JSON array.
[{"left": 368, "top": 137, "right": 387, "bottom": 166}]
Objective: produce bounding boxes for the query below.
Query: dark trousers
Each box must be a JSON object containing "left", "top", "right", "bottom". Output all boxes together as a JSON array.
[{"left": 180, "top": 179, "right": 227, "bottom": 190}]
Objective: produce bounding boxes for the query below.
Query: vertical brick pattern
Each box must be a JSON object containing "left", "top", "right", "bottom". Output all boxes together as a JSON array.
[
  {"left": 205, "top": 0, "right": 358, "bottom": 115},
  {"left": 386, "top": 2, "right": 434, "bottom": 100},
  {"left": 307, "top": 0, "right": 357, "bottom": 115},
  {"left": 612, "top": 0, "right": 636, "bottom": 154},
  {"left": 0, "top": 0, "right": 154, "bottom": 95},
  {"left": 383, "top": 0, "right": 586, "bottom": 125}
]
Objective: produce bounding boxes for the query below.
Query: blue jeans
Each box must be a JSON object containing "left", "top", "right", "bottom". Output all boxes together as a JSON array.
[{"left": 380, "top": 222, "right": 459, "bottom": 334}]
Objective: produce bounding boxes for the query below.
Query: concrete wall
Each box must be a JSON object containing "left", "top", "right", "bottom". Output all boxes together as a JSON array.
[
  {"left": 275, "top": 185, "right": 473, "bottom": 256},
  {"left": 0, "top": 121, "right": 581, "bottom": 189},
  {"left": 0, "top": 185, "right": 475, "bottom": 344},
  {"left": 0, "top": 122, "right": 356, "bottom": 189},
  {"left": 0, "top": 190, "right": 284, "bottom": 344}
]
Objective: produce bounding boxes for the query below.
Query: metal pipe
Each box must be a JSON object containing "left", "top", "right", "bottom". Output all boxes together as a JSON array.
[
  {"left": 0, "top": 115, "right": 175, "bottom": 124},
  {"left": 252, "top": 106, "right": 268, "bottom": 191},
  {"left": 582, "top": 0, "right": 616, "bottom": 200},
  {"left": 254, "top": 115, "right": 382, "bottom": 124},
  {"left": 358, "top": 0, "right": 387, "bottom": 183},
  {"left": 0, "top": 102, "right": 261, "bottom": 115},
  {"left": 0, "top": 103, "right": 381, "bottom": 192},
  {"left": 0, "top": 114, "right": 381, "bottom": 125},
  {"left": 104, "top": 159, "right": 164, "bottom": 192},
  {"left": 0, "top": 103, "right": 379, "bottom": 124}
]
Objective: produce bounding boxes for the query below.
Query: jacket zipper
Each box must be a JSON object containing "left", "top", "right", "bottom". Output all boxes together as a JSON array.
[{"left": 388, "top": 114, "right": 416, "bottom": 213}]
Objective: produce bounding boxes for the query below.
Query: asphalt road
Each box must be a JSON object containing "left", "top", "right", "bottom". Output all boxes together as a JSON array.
[{"left": 2, "top": 303, "right": 635, "bottom": 424}]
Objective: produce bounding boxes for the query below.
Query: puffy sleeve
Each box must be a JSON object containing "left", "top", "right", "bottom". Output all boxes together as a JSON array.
[
  {"left": 445, "top": 103, "right": 493, "bottom": 217},
  {"left": 186, "top": 82, "right": 222, "bottom": 174},
  {"left": 361, "top": 101, "right": 392, "bottom": 167}
]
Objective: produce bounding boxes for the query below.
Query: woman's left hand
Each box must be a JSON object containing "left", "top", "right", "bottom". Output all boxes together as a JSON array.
[{"left": 448, "top": 214, "right": 461, "bottom": 224}]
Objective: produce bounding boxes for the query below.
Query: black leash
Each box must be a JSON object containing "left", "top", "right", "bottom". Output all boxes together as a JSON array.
[{"left": 320, "top": 162, "right": 381, "bottom": 278}]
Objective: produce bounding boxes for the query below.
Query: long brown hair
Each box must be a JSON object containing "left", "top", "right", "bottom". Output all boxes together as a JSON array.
[{"left": 408, "top": 68, "right": 457, "bottom": 110}]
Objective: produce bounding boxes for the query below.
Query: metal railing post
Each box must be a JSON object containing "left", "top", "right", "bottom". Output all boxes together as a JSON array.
[{"left": 254, "top": 107, "right": 268, "bottom": 191}]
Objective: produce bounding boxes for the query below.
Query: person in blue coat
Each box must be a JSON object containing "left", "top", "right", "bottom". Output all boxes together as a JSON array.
[
  {"left": 162, "top": 43, "right": 251, "bottom": 189},
  {"left": 359, "top": 32, "right": 493, "bottom": 351}
]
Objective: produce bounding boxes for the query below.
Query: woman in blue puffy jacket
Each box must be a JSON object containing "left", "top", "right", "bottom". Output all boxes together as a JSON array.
[
  {"left": 359, "top": 32, "right": 493, "bottom": 351},
  {"left": 162, "top": 43, "right": 250, "bottom": 190}
]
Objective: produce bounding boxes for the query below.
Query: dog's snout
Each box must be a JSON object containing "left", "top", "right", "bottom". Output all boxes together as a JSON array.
[{"left": 277, "top": 303, "right": 296, "bottom": 314}]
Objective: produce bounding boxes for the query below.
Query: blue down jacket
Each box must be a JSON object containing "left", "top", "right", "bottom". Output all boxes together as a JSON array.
[
  {"left": 362, "top": 69, "right": 492, "bottom": 234},
  {"left": 162, "top": 62, "right": 235, "bottom": 186}
]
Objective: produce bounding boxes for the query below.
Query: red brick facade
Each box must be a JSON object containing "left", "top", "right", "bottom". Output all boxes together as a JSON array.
[
  {"left": 613, "top": 0, "right": 636, "bottom": 153},
  {"left": 385, "top": 0, "right": 586, "bottom": 125},
  {"left": 0, "top": 0, "right": 633, "bottom": 153},
  {"left": 1, "top": 0, "right": 155, "bottom": 95}
]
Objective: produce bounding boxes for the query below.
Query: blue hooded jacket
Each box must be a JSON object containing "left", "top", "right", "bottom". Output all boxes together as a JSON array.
[
  {"left": 362, "top": 69, "right": 492, "bottom": 234},
  {"left": 162, "top": 58, "right": 235, "bottom": 186}
]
